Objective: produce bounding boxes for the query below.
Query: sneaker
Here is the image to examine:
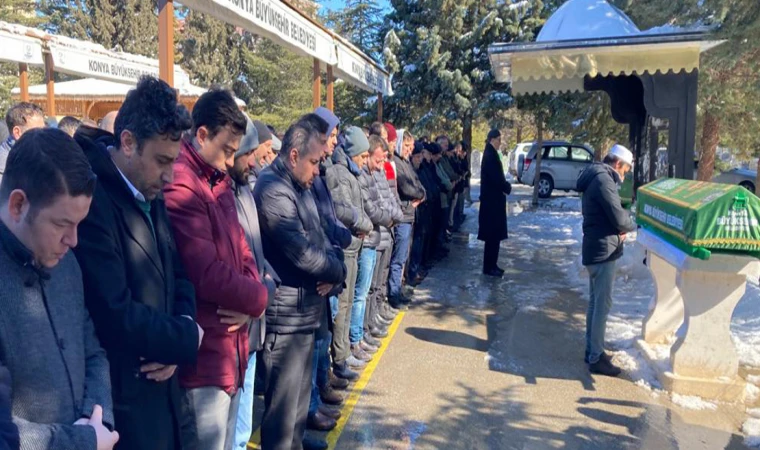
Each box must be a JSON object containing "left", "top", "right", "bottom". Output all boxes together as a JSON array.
[
  {"left": 333, "top": 361, "right": 360, "bottom": 380},
  {"left": 588, "top": 356, "right": 622, "bottom": 377},
  {"left": 351, "top": 344, "right": 372, "bottom": 362},
  {"left": 346, "top": 355, "right": 367, "bottom": 370}
]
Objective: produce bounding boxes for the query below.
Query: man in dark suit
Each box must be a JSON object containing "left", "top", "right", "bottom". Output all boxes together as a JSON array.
[{"left": 73, "top": 76, "right": 202, "bottom": 450}]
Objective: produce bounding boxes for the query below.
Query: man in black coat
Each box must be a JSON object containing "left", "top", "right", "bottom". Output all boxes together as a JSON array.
[
  {"left": 478, "top": 129, "right": 512, "bottom": 277},
  {"left": 576, "top": 144, "right": 636, "bottom": 377},
  {"left": 254, "top": 115, "right": 347, "bottom": 450},
  {"left": 73, "top": 77, "right": 202, "bottom": 450}
]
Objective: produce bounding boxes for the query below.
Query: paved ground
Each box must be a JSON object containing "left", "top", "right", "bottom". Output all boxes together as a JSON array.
[{"left": 330, "top": 185, "right": 750, "bottom": 450}]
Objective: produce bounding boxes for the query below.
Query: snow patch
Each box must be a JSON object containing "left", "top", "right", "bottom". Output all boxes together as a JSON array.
[
  {"left": 743, "top": 416, "right": 760, "bottom": 447},
  {"left": 671, "top": 393, "right": 718, "bottom": 411}
]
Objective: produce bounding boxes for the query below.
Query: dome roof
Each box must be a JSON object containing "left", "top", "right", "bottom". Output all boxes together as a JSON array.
[{"left": 537, "top": 0, "right": 640, "bottom": 42}]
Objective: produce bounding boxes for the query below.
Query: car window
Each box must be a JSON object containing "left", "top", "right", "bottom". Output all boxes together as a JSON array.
[
  {"left": 544, "top": 146, "right": 569, "bottom": 160},
  {"left": 571, "top": 147, "right": 593, "bottom": 162}
]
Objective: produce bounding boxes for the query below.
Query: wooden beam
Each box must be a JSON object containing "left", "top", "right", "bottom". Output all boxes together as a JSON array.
[
  {"left": 377, "top": 93, "right": 383, "bottom": 122},
  {"left": 44, "top": 53, "right": 55, "bottom": 117},
  {"left": 19, "top": 63, "right": 29, "bottom": 102},
  {"left": 158, "top": 0, "right": 174, "bottom": 86},
  {"left": 312, "top": 58, "right": 321, "bottom": 109},
  {"left": 326, "top": 65, "right": 334, "bottom": 111}
]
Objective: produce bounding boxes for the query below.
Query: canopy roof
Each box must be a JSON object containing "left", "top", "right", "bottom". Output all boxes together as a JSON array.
[
  {"left": 488, "top": 0, "right": 723, "bottom": 95},
  {"left": 11, "top": 78, "right": 246, "bottom": 106},
  {"left": 176, "top": 0, "right": 392, "bottom": 95},
  {"left": 0, "top": 21, "right": 192, "bottom": 87}
]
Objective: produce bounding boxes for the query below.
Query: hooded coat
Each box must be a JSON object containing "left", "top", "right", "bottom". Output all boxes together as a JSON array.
[
  {"left": 477, "top": 142, "right": 512, "bottom": 242},
  {"left": 576, "top": 162, "right": 636, "bottom": 266}
]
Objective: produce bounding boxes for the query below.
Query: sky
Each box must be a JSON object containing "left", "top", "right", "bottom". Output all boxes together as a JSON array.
[{"left": 318, "top": 0, "right": 392, "bottom": 13}]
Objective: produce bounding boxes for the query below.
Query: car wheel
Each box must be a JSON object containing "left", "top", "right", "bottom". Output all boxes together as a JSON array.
[
  {"left": 740, "top": 181, "right": 756, "bottom": 193},
  {"left": 538, "top": 174, "right": 554, "bottom": 199}
]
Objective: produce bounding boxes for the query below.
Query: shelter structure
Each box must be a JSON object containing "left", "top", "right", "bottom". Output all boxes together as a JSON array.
[
  {"left": 157, "top": 0, "right": 392, "bottom": 118},
  {"left": 488, "top": 0, "right": 724, "bottom": 192},
  {"left": 10, "top": 78, "right": 244, "bottom": 123}
]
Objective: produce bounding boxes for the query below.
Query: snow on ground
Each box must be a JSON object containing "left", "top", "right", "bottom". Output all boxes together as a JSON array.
[{"left": 508, "top": 193, "right": 760, "bottom": 438}]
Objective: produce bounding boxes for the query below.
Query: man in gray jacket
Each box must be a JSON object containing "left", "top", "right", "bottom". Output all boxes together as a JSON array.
[
  {"left": 325, "top": 127, "right": 374, "bottom": 378},
  {"left": 0, "top": 128, "right": 118, "bottom": 450},
  {"left": 576, "top": 144, "right": 636, "bottom": 377},
  {"left": 229, "top": 118, "right": 279, "bottom": 449}
]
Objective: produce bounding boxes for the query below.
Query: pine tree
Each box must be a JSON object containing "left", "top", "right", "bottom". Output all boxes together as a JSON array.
[{"left": 382, "top": 0, "right": 550, "bottom": 145}]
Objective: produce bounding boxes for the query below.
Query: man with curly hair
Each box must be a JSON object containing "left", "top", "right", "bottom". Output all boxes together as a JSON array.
[{"left": 73, "top": 76, "right": 203, "bottom": 450}]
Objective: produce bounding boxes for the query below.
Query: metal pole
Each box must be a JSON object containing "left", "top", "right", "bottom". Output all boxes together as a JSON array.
[
  {"left": 326, "top": 65, "right": 334, "bottom": 111},
  {"left": 377, "top": 93, "right": 383, "bottom": 122},
  {"left": 44, "top": 53, "right": 55, "bottom": 117},
  {"left": 158, "top": 0, "right": 174, "bottom": 86},
  {"left": 312, "top": 58, "right": 321, "bottom": 109},
  {"left": 19, "top": 63, "right": 29, "bottom": 102}
]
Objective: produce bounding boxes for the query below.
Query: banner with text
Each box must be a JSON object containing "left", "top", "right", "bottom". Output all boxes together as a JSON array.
[
  {"left": 48, "top": 42, "right": 190, "bottom": 86},
  {"left": 181, "top": 0, "right": 337, "bottom": 65},
  {"left": 334, "top": 42, "right": 392, "bottom": 96},
  {"left": 0, "top": 31, "right": 44, "bottom": 66}
]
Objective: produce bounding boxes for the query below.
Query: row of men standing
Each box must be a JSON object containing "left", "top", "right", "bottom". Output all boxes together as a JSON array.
[{"left": 0, "top": 74, "right": 472, "bottom": 450}]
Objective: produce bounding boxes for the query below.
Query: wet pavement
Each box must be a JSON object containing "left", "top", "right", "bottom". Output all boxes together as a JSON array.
[{"left": 333, "top": 184, "right": 750, "bottom": 450}]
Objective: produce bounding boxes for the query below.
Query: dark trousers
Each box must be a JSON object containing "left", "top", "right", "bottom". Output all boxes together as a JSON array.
[
  {"left": 408, "top": 221, "right": 426, "bottom": 278},
  {"left": 483, "top": 239, "right": 501, "bottom": 272},
  {"left": 366, "top": 247, "right": 392, "bottom": 328},
  {"left": 331, "top": 251, "right": 359, "bottom": 364},
  {"left": 261, "top": 331, "right": 314, "bottom": 450}
]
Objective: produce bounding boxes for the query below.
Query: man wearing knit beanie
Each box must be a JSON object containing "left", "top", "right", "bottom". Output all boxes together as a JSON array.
[{"left": 323, "top": 126, "right": 374, "bottom": 384}]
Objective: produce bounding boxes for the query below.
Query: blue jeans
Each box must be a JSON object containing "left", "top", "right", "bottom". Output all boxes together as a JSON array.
[
  {"left": 329, "top": 295, "right": 339, "bottom": 321},
  {"left": 350, "top": 247, "right": 377, "bottom": 344},
  {"left": 233, "top": 353, "right": 256, "bottom": 448},
  {"left": 309, "top": 333, "right": 331, "bottom": 415},
  {"left": 389, "top": 223, "right": 413, "bottom": 299},
  {"left": 586, "top": 260, "right": 616, "bottom": 364}
]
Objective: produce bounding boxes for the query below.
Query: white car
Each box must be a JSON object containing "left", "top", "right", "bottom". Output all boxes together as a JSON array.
[
  {"left": 519, "top": 141, "right": 595, "bottom": 198},
  {"left": 507, "top": 142, "right": 532, "bottom": 176},
  {"left": 713, "top": 168, "right": 757, "bottom": 192}
]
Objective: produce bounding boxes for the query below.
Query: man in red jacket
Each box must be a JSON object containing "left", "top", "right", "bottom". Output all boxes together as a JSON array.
[{"left": 164, "top": 89, "right": 268, "bottom": 450}]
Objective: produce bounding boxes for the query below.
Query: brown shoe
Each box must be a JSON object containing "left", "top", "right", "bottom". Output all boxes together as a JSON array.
[
  {"left": 319, "top": 404, "right": 342, "bottom": 420},
  {"left": 319, "top": 385, "right": 344, "bottom": 406},
  {"left": 330, "top": 371, "right": 350, "bottom": 390},
  {"left": 307, "top": 410, "right": 337, "bottom": 431}
]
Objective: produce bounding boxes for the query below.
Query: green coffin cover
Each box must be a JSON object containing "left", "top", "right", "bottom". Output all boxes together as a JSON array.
[{"left": 636, "top": 178, "right": 760, "bottom": 255}]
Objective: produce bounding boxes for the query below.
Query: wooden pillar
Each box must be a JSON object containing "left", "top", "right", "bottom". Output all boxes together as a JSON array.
[
  {"left": 312, "top": 58, "right": 321, "bottom": 109},
  {"left": 377, "top": 93, "right": 383, "bottom": 122},
  {"left": 158, "top": 0, "right": 174, "bottom": 86},
  {"left": 326, "top": 65, "right": 334, "bottom": 111},
  {"left": 18, "top": 63, "right": 29, "bottom": 102},
  {"left": 44, "top": 53, "right": 55, "bottom": 117}
]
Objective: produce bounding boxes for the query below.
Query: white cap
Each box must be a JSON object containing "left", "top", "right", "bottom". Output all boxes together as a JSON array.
[
  {"left": 609, "top": 144, "right": 633, "bottom": 166},
  {"left": 271, "top": 134, "right": 282, "bottom": 152}
]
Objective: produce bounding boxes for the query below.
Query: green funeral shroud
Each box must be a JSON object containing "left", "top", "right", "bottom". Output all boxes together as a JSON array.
[{"left": 636, "top": 178, "right": 760, "bottom": 259}]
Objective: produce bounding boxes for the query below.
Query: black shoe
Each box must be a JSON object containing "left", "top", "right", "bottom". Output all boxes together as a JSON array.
[
  {"left": 584, "top": 351, "right": 611, "bottom": 365},
  {"left": 370, "top": 325, "right": 389, "bottom": 339},
  {"left": 496, "top": 266, "right": 505, "bottom": 275},
  {"left": 303, "top": 437, "right": 329, "bottom": 450},
  {"left": 389, "top": 300, "right": 409, "bottom": 311},
  {"left": 333, "top": 362, "right": 360, "bottom": 381},
  {"left": 483, "top": 268, "right": 503, "bottom": 277},
  {"left": 363, "top": 333, "right": 382, "bottom": 347},
  {"left": 375, "top": 313, "right": 393, "bottom": 325},
  {"left": 588, "top": 356, "right": 622, "bottom": 377},
  {"left": 379, "top": 309, "right": 396, "bottom": 322}
]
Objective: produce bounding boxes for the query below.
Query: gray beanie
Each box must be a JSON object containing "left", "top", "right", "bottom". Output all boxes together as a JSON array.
[
  {"left": 343, "top": 126, "right": 370, "bottom": 157},
  {"left": 253, "top": 120, "right": 272, "bottom": 144},
  {"left": 237, "top": 117, "right": 259, "bottom": 158}
]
